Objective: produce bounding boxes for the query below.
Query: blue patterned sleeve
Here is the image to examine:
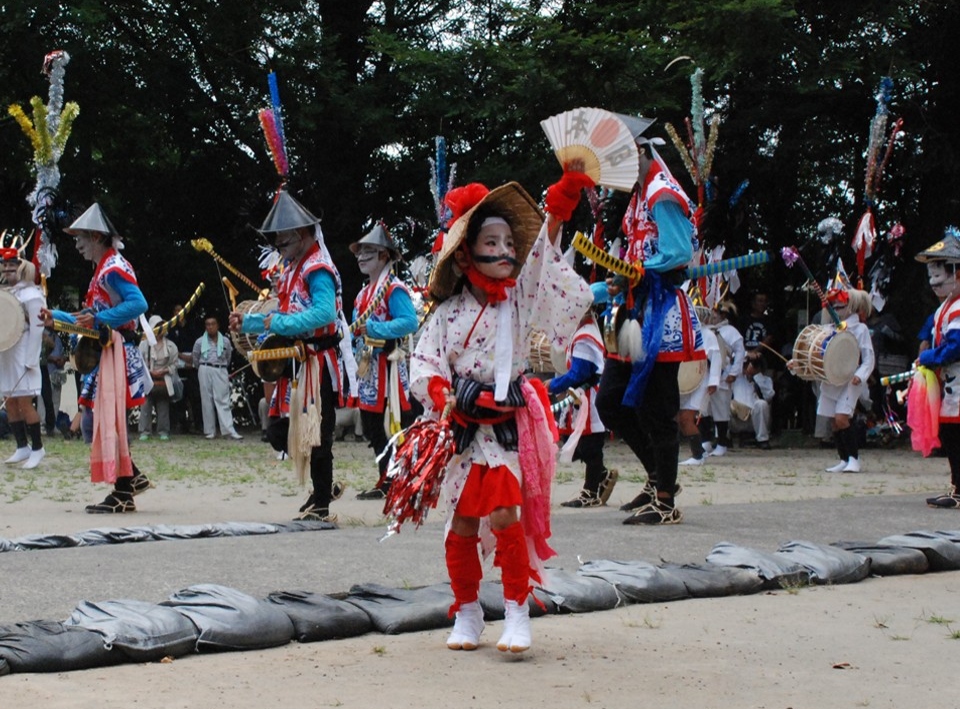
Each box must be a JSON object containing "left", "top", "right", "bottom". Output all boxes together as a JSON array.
[{"left": 94, "top": 273, "right": 148, "bottom": 328}]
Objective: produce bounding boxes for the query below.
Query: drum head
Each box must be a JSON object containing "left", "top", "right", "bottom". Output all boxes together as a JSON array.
[
  {"left": 822, "top": 330, "right": 860, "bottom": 386},
  {"left": 0, "top": 290, "right": 24, "bottom": 353},
  {"left": 678, "top": 359, "right": 707, "bottom": 395}
]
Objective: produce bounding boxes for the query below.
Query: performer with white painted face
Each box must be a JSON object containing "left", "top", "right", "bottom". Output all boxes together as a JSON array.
[{"left": 349, "top": 224, "right": 419, "bottom": 500}]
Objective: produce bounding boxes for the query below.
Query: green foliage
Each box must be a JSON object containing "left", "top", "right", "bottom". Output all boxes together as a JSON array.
[{"left": 0, "top": 0, "right": 957, "bottom": 337}]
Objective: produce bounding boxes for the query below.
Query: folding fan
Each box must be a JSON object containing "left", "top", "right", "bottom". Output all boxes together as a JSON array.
[{"left": 540, "top": 108, "right": 641, "bottom": 192}]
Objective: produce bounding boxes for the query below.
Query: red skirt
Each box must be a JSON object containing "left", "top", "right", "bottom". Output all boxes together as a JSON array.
[{"left": 455, "top": 463, "right": 522, "bottom": 518}]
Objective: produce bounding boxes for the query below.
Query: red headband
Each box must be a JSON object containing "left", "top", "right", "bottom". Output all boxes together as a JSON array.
[{"left": 0, "top": 248, "right": 20, "bottom": 262}]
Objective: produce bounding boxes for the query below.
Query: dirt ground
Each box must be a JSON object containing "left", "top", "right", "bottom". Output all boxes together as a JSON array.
[{"left": 1, "top": 432, "right": 959, "bottom": 708}]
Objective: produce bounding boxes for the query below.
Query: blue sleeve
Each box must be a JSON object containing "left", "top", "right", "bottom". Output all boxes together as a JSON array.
[
  {"left": 643, "top": 200, "right": 693, "bottom": 272},
  {"left": 94, "top": 274, "right": 147, "bottom": 328},
  {"left": 548, "top": 357, "right": 598, "bottom": 394},
  {"left": 918, "top": 313, "right": 935, "bottom": 342},
  {"left": 52, "top": 309, "right": 77, "bottom": 324},
  {"left": 268, "top": 270, "right": 337, "bottom": 336},
  {"left": 366, "top": 289, "right": 419, "bottom": 340},
  {"left": 240, "top": 313, "right": 266, "bottom": 334},
  {"left": 919, "top": 329, "right": 960, "bottom": 368}
]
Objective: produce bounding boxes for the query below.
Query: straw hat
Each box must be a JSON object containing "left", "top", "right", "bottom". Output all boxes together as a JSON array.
[{"left": 428, "top": 182, "right": 543, "bottom": 302}]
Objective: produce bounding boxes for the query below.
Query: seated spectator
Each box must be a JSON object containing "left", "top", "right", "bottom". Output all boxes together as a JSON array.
[{"left": 729, "top": 357, "right": 775, "bottom": 449}]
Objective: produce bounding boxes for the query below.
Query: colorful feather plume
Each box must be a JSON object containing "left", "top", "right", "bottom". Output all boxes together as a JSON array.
[{"left": 259, "top": 71, "right": 289, "bottom": 178}]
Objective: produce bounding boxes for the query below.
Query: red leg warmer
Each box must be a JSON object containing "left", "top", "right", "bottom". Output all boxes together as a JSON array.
[
  {"left": 493, "top": 522, "right": 532, "bottom": 605},
  {"left": 445, "top": 532, "right": 482, "bottom": 616}
]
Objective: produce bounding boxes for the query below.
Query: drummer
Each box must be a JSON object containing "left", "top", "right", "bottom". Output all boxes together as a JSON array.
[
  {"left": 229, "top": 190, "right": 348, "bottom": 523},
  {"left": 0, "top": 247, "right": 47, "bottom": 470},
  {"left": 799, "top": 288, "right": 875, "bottom": 473}
]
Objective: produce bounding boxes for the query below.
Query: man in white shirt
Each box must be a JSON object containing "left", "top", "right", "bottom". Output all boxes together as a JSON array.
[{"left": 729, "top": 357, "right": 775, "bottom": 449}]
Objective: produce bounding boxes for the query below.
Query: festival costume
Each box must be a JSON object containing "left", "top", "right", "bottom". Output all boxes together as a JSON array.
[
  {"left": 0, "top": 266, "right": 47, "bottom": 468},
  {"left": 549, "top": 320, "right": 617, "bottom": 507},
  {"left": 595, "top": 161, "right": 704, "bottom": 525},
  {"left": 679, "top": 324, "right": 722, "bottom": 464},
  {"left": 818, "top": 311, "right": 874, "bottom": 472},
  {"left": 56, "top": 205, "right": 153, "bottom": 512},
  {"left": 410, "top": 181, "right": 593, "bottom": 651},
  {"left": 241, "top": 193, "right": 349, "bottom": 521},
  {"left": 707, "top": 319, "right": 746, "bottom": 451},
  {"left": 350, "top": 229, "right": 419, "bottom": 497},
  {"left": 917, "top": 284, "right": 960, "bottom": 505}
]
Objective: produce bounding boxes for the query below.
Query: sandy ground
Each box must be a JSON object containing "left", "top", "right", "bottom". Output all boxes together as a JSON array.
[{"left": 1, "top": 432, "right": 959, "bottom": 708}]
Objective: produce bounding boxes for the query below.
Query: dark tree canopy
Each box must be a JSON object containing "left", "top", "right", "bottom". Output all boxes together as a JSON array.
[{"left": 1, "top": 0, "right": 957, "bottom": 335}]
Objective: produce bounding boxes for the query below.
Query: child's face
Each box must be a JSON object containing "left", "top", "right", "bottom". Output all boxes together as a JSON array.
[
  {"left": 470, "top": 222, "right": 517, "bottom": 280},
  {"left": 927, "top": 262, "right": 960, "bottom": 301}
]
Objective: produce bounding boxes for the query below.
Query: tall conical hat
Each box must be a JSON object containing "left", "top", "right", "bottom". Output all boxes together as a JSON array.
[
  {"left": 64, "top": 203, "right": 119, "bottom": 237},
  {"left": 916, "top": 226, "right": 960, "bottom": 263},
  {"left": 259, "top": 191, "right": 320, "bottom": 234},
  {"left": 613, "top": 113, "right": 656, "bottom": 142},
  {"left": 349, "top": 224, "right": 401, "bottom": 261}
]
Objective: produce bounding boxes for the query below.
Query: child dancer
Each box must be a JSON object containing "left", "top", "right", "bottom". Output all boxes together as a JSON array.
[
  {"left": 410, "top": 174, "right": 593, "bottom": 653},
  {"left": 551, "top": 306, "right": 617, "bottom": 508},
  {"left": 815, "top": 288, "right": 875, "bottom": 473}
]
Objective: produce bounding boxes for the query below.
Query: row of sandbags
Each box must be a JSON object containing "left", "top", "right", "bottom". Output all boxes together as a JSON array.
[
  {"left": 0, "top": 520, "right": 335, "bottom": 553},
  {"left": 1, "top": 530, "right": 958, "bottom": 675}
]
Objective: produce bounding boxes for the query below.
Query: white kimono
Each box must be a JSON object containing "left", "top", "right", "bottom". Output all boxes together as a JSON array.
[{"left": 411, "top": 223, "right": 593, "bottom": 563}]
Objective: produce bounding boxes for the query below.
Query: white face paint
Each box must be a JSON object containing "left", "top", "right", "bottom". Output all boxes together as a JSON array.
[
  {"left": 471, "top": 222, "right": 516, "bottom": 280},
  {"left": 356, "top": 245, "right": 386, "bottom": 277},
  {"left": 927, "top": 262, "right": 959, "bottom": 301},
  {"left": 74, "top": 233, "right": 97, "bottom": 262}
]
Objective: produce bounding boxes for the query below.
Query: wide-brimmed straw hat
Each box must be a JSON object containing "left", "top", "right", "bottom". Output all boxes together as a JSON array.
[
  {"left": 916, "top": 226, "right": 960, "bottom": 264},
  {"left": 428, "top": 181, "right": 543, "bottom": 302}
]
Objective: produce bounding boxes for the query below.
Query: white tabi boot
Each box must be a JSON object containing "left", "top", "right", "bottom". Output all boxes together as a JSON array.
[
  {"left": 446, "top": 600, "right": 484, "bottom": 651},
  {"left": 497, "top": 599, "right": 531, "bottom": 653}
]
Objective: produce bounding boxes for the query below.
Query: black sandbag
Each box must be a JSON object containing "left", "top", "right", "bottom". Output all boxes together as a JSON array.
[
  {"left": 831, "top": 541, "right": 930, "bottom": 576},
  {"left": 265, "top": 590, "right": 373, "bottom": 643},
  {"left": 8, "top": 534, "right": 81, "bottom": 551},
  {"left": 775, "top": 540, "right": 871, "bottom": 585},
  {"left": 270, "top": 520, "right": 338, "bottom": 533},
  {"left": 657, "top": 562, "right": 764, "bottom": 598},
  {"left": 0, "top": 657, "right": 8, "bottom": 676},
  {"left": 0, "top": 620, "right": 122, "bottom": 674},
  {"left": 73, "top": 527, "right": 154, "bottom": 545},
  {"left": 162, "top": 584, "right": 294, "bottom": 652},
  {"left": 577, "top": 560, "right": 689, "bottom": 603},
  {"left": 705, "top": 542, "right": 811, "bottom": 589},
  {"left": 0, "top": 538, "right": 15, "bottom": 553},
  {"left": 136, "top": 524, "right": 226, "bottom": 540},
  {"left": 344, "top": 583, "right": 455, "bottom": 635},
  {"left": 877, "top": 532, "right": 960, "bottom": 571},
  {"left": 65, "top": 599, "right": 199, "bottom": 661},
  {"left": 539, "top": 567, "right": 622, "bottom": 612}
]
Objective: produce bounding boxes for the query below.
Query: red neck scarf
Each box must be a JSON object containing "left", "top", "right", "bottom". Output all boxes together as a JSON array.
[{"left": 460, "top": 247, "right": 515, "bottom": 303}]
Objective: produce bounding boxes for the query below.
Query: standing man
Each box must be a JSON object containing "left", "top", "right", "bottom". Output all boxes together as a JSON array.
[
  {"left": 50, "top": 203, "right": 154, "bottom": 512},
  {"left": 192, "top": 315, "right": 242, "bottom": 440},
  {"left": 350, "top": 223, "right": 420, "bottom": 500},
  {"left": 595, "top": 118, "right": 704, "bottom": 526},
  {"left": 230, "top": 190, "right": 349, "bottom": 522}
]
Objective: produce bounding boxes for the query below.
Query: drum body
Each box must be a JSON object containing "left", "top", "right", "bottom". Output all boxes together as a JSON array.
[
  {"left": 231, "top": 298, "right": 279, "bottom": 357},
  {"left": 791, "top": 324, "right": 859, "bottom": 386},
  {"left": 0, "top": 289, "right": 25, "bottom": 353},
  {"left": 678, "top": 359, "right": 708, "bottom": 395},
  {"left": 251, "top": 334, "right": 295, "bottom": 383}
]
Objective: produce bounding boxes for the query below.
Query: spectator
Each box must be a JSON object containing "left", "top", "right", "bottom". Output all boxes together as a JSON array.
[
  {"left": 730, "top": 356, "right": 775, "bottom": 449},
  {"left": 192, "top": 315, "right": 242, "bottom": 440}
]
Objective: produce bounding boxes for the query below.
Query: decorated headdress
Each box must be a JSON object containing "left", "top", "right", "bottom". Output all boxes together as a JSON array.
[
  {"left": 916, "top": 226, "right": 960, "bottom": 264},
  {"left": 258, "top": 190, "right": 320, "bottom": 234},
  {"left": 427, "top": 182, "right": 543, "bottom": 302},
  {"left": 350, "top": 223, "right": 401, "bottom": 262}
]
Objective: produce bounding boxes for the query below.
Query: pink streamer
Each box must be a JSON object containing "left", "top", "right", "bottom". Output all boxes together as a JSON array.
[
  {"left": 907, "top": 368, "right": 941, "bottom": 457},
  {"left": 259, "top": 108, "right": 289, "bottom": 177},
  {"left": 516, "top": 379, "right": 557, "bottom": 564}
]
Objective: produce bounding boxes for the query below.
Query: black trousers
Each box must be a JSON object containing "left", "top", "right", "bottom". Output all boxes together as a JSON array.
[
  {"left": 361, "top": 401, "right": 421, "bottom": 485},
  {"left": 941, "top": 422, "right": 960, "bottom": 489},
  {"left": 596, "top": 359, "right": 680, "bottom": 494},
  {"left": 266, "top": 373, "right": 337, "bottom": 509}
]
